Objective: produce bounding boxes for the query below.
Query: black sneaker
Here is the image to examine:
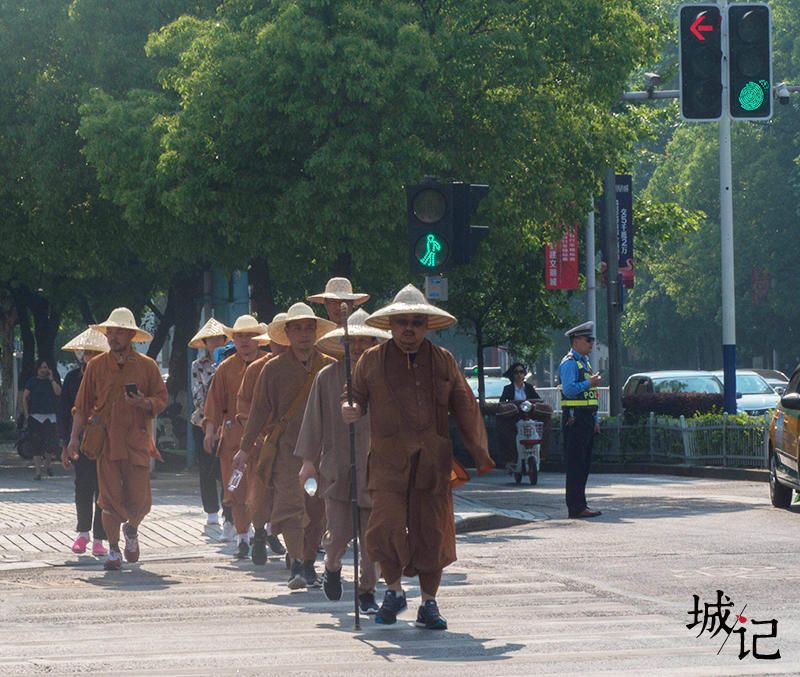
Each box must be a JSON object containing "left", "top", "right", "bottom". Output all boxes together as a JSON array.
[
  {"left": 322, "top": 567, "right": 342, "bottom": 600},
  {"left": 415, "top": 600, "right": 448, "bottom": 630},
  {"left": 375, "top": 590, "right": 407, "bottom": 625},
  {"left": 288, "top": 560, "right": 307, "bottom": 590},
  {"left": 234, "top": 539, "right": 249, "bottom": 559},
  {"left": 303, "top": 559, "right": 321, "bottom": 588},
  {"left": 359, "top": 592, "right": 379, "bottom": 614},
  {"left": 266, "top": 534, "right": 285, "bottom": 555},
  {"left": 251, "top": 528, "right": 267, "bottom": 565}
]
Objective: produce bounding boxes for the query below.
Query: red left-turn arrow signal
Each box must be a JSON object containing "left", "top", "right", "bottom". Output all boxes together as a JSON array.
[{"left": 690, "top": 12, "right": 714, "bottom": 40}]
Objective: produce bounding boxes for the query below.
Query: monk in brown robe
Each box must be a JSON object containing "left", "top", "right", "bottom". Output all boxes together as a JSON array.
[
  {"left": 296, "top": 309, "right": 390, "bottom": 613},
  {"left": 237, "top": 303, "right": 335, "bottom": 589},
  {"left": 342, "top": 285, "right": 495, "bottom": 629},
  {"left": 67, "top": 308, "right": 168, "bottom": 570},
  {"left": 235, "top": 313, "right": 289, "bottom": 564},
  {"left": 203, "top": 314, "right": 263, "bottom": 559}
]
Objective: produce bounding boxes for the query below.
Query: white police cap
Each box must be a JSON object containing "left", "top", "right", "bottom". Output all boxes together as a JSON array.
[{"left": 565, "top": 321, "right": 595, "bottom": 339}]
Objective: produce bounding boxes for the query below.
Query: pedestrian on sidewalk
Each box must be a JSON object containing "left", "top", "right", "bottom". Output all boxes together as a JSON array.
[
  {"left": 188, "top": 318, "right": 230, "bottom": 530},
  {"left": 237, "top": 303, "right": 335, "bottom": 589},
  {"left": 22, "top": 358, "right": 62, "bottom": 480},
  {"left": 559, "top": 321, "right": 602, "bottom": 519},
  {"left": 296, "top": 309, "right": 390, "bottom": 613},
  {"left": 58, "top": 328, "right": 110, "bottom": 557},
  {"left": 203, "top": 315, "right": 265, "bottom": 559},
  {"left": 235, "top": 314, "right": 290, "bottom": 564},
  {"left": 67, "top": 308, "right": 168, "bottom": 570},
  {"left": 341, "top": 284, "right": 495, "bottom": 630}
]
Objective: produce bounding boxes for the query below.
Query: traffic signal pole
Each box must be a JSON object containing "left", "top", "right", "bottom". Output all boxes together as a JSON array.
[
  {"left": 603, "top": 168, "right": 623, "bottom": 418},
  {"left": 719, "top": 0, "right": 738, "bottom": 414}
]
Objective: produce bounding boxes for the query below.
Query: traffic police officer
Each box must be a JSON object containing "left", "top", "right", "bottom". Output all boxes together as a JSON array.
[{"left": 559, "top": 321, "right": 602, "bottom": 518}]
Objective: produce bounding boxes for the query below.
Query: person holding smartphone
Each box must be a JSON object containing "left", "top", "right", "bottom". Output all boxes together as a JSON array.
[
  {"left": 22, "top": 358, "right": 62, "bottom": 480},
  {"left": 66, "top": 308, "right": 168, "bottom": 571},
  {"left": 559, "top": 321, "right": 603, "bottom": 519}
]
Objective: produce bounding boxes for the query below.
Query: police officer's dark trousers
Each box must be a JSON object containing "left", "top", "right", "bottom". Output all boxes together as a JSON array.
[{"left": 562, "top": 407, "right": 595, "bottom": 516}]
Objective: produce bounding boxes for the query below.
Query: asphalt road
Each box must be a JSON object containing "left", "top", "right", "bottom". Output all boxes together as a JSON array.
[{"left": 1, "top": 460, "right": 799, "bottom": 676}]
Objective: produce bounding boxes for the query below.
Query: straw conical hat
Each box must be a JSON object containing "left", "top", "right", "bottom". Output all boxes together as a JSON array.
[
  {"left": 269, "top": 303, "right": 337, "bottom": 345},
  {"left": 62, "top": 328, "right": 110, "bottom": 353},
  {"left": 315, "top": 309, "right": 391, "bottom": 358},
  {"left": 222, "top": 314, "right": 263, "bottom": 338},
  {"left": 261, "top": 312, "right": 289, "bottom": 346},
  {"left": 307, "top": 277, "right": 369, "bottom": 305},
  {"left": 91, "top": 307, "right": 153, "bottom": 343},
  {"left": 254, "top": 323, "right": 271, "bottom": 346},
  {"left": 365, "top": 284, "right": 457, "bottom": 331},
  {"left": 188, "top": 318, "right": 230, "bottom": 349}
]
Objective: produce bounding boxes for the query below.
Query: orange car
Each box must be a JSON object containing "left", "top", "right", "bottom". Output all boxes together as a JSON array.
[{"left": 768, "top": 365, "right": 800, "bottom": 507}]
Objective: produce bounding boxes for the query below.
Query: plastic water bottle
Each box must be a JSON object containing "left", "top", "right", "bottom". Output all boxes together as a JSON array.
[
  {"left": 303, "top": 477, "right": 317, "bottom": 496},
  {"left": 228, "top": 469, "right": 244, "bottom": 491}
]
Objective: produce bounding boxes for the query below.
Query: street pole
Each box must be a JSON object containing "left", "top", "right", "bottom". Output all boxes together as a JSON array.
[
  {"left": 719, "top": 0, "right": 737, "bottom": 413},
  {"left": 603, "top": 168, "right": 622, "bottom": 417},
  {"left": 587, "top": 199, "right": 597, "bottom": 370}
]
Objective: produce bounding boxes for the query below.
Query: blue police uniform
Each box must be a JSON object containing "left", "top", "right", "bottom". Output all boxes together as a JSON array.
[{"left": 559, "top": 322, "right": 600, "bottom": 518}]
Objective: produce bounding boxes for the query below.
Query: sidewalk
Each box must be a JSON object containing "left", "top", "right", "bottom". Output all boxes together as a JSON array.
[{"left": 0, "top": 442, "right": 546, "bottom": 571}]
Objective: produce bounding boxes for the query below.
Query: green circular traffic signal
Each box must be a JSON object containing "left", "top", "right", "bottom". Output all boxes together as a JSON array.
[{"left": 738, "top": 80, "right": 767, "bottom": 111}]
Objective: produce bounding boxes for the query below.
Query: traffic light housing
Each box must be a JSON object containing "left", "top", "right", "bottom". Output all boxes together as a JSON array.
[
  {"left": 728, "top": 4, "right": 772, "bottom": 120},
  {"left": 407, "top": 179, "right": 455, "bottom": 274},
  {"left": 406, "top": 179, "right": 490, "bottom": 273},
  {"left": 679, "top": 5, "right": 722, "bottom": 121},
  {"left": 452, "top": 183, "right": 489, "bottom": 266}
]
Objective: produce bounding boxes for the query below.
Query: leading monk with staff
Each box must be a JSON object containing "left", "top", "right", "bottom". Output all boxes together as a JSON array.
[{"left": 342, "top": 284, "right": 495, "bottom": 629}]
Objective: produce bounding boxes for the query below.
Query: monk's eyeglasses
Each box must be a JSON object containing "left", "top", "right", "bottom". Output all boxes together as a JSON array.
[{"left": 393, "top": 318, "right": 426, "bottom": 328}]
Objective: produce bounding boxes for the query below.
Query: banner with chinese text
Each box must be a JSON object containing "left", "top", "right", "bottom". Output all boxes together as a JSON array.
[{"left": 545, "top": 226, "right": 579, "bottom": 290}]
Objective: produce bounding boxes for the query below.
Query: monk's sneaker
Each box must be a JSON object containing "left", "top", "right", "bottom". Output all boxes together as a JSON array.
[
  {"left": 251, "top": 528, "right": 268, "bottom": 565},
  {"left": 266, "top": 534, "right": 285, "bottom": 555},
  {"left": 303, "top": 560, "right": 321, "bottom": 588},
  {"left": 322, "top": 567, "right": 342, "bottom": 600},
  {"left": 375, "top": 590, "right": 407, "bottom": 625},
  {"left": 122, "top": 523, "right": 139, "bottom": 563},
  {"left": 104, "top": 547, "right": 122, "bottom": 571},
  {"left": 415, "top": 600, "right": 448, "bottom": 630},
  {"left": 358, "top": 592, "right": 379, "bottom": 614},
  {"left": 288, "top": 560, "right": 307, "bottom": 590}
]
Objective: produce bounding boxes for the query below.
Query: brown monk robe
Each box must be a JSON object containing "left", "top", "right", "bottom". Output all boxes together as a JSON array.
[
  {"left": 203, "top": 315, "right": 265, "bottom": 559},
  {"left": 204, "top": 351, "right": 254, "bottom": 545},
  {"left": 238, "top": 303, "right": 335, "bottom": 589},
  {"left": 342, "top": 285, "right": 494, "bottom": 628},
  {"left": 235, "top": 343, "right": 289, "bottom": 562},
  {"left": 68, "top": 308, "right": 167, "bottom": 570}
]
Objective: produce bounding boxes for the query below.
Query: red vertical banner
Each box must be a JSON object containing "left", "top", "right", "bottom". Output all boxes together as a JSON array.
[{"left": 545, "top": 226, "right": 579, "bottom": 289}]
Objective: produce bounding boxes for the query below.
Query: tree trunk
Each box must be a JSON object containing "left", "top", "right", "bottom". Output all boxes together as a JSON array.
[
  {"left": 28, "top": 291, "right": 62, "bottom": 383},
  {"left": 0, "top": 290, "right": 18, "bottom": 421},
  {"left": 146, "top": 290, "right": 176, "bottom": 361},
  {"left": 331, "top": 250, "right": 352, "bottom": 279},
  {"left": 13, "top": 288, "right": 36, "bottom": 386},
  {"left": 248, "top": 257, "right": 275, "bottom": 321},
  {"left": 167, "top": 272, "right": 201, "bottom": 399}
]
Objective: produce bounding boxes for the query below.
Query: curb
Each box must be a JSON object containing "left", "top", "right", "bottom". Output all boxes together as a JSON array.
[{"left": 540, "top": 461, "right": 768, "bottom": 482}]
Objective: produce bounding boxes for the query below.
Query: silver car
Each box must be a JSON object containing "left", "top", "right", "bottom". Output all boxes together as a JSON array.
[
  {"left": 712, "top": 370, "right": 780, "bottom": 415},
  {"left": 623, "top": 370, "right": 724, "bottom": 396}
]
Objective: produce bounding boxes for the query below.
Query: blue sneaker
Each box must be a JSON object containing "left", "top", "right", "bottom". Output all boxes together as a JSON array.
[
  {"left": 414, "top": 600, "right": 447, "bottom": 630},
  {"left": 375, "top": 590, "right": 407, "bottom": 624}
]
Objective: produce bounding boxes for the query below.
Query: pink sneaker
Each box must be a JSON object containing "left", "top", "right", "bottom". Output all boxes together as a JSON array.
[
  {"left": 72, "top": 535, "right": 89, "bottom": 553},
  {"left": 92, "top": 541, "right": 108, "bottom": 556}
]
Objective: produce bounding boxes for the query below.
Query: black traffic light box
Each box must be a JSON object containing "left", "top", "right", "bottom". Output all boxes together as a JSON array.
[
  {"left": 679, "top": 4, "right": 722, "bottom": 121},
  {"left": 407, "top": 179, "right": 455, "bottom": 274},
  {"left": 728, "top": 4, "right": 772, "bottom": 120},
  {"left": 406, "top": 179, "right": 490, "bottom": 274}
]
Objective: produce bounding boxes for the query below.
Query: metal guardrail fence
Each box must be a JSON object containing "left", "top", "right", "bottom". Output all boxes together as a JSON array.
[
  {"left": 591, "top": 412, "right": 769, "bottom": 469},
  {"left": 537, "top": 387, "right": 610, "bottom": 416}
]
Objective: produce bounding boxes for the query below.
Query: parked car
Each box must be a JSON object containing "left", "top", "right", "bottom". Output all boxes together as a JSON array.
[
  {"left": 767, "top": 364, "right": 800, "bottom": 507},
  {"left": 466, "top": 376, "right": 507, "bottom": 404},
  {"left": 711, "top": 370, "right": 780, "bottom": 415},
  {"left": 622, "top": 370, "right": 724, "bottom": 396},
  {"left": 750, "top": 368, "right": 789, "bottom": 396}
]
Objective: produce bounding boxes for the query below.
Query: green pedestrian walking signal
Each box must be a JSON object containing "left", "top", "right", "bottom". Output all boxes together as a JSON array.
[{"left": 414, "top": 233, "right": 448, "bottom": 269}]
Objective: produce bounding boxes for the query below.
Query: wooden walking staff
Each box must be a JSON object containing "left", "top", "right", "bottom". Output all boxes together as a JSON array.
[{"left": 340, "top": 302, "right": 361, "bottom": 630}]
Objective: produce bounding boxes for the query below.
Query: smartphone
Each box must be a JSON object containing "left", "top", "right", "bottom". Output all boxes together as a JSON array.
[{"left": 125, "top": 383, "right": 139, "bottom": 396}]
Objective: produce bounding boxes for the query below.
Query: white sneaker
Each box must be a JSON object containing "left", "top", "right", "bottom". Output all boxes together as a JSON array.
[
  {"left": 222, "top": 521, "right": 236, "bottom": 541},
  {"left": 206, "top": 512, "right": 220, "bottom": 525}
]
